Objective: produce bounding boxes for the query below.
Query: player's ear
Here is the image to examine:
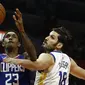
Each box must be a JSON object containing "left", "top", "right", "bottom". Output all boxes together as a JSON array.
[
  {"left": 2, "top": 41, "right": 5, "bottom": 47},
  {"left": 56, "top": 42, "right": 63, "bottom": 49}
]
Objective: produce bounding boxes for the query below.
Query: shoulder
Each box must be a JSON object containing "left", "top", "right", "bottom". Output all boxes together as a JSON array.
[
  {"left": 38, "top": 53, "right": 55, "bottom": 64},
  {"left": 70, "top": 58, "right": 77, "bottom": 64},
  {"left": 0, "top": 53, "right": 7, "bottom": 57},
  {"left": 0, "top": 54, "right": 2, "bottom": 57},
  {"left": 38, "top": 53, "right": 53, "bottom": 59}
]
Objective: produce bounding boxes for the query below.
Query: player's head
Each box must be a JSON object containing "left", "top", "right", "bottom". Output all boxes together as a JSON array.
[
  {"left": 2, "top": 30, "right": 21, "bottom": 50},
  {"left": 42, "top": 27, "right": 72, "bottom": 52}
]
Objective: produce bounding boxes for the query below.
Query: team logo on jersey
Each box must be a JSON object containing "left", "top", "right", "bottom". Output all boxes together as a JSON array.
[{"left": 0, "top": 62, "right": 25, "bottom": 72}]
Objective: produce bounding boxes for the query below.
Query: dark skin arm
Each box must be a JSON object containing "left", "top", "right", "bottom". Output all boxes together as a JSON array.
[{"left": 13, "top": 8, "right": 37, "bottom": 61}]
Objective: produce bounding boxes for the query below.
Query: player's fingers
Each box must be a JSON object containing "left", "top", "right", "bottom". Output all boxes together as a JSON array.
[
  {"left": 13, "top": 15, "right": 17, "bottom": 21},
  {"left": 14, "top": 11, "right": 20, "bottom": 19},
  {"left": 13, "top": 15, "right": 19, "bottom": 24},
  {"left": 16, "top": 8, "right": 22, "bottom": 17}
]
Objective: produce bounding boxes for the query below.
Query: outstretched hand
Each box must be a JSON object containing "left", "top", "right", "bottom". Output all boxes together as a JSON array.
[
  {"left": 13, "top": 8, "right": 25, "bottom": 32},
  {"left": 3, "top": 58, "right": 17, "bottom": 65}
]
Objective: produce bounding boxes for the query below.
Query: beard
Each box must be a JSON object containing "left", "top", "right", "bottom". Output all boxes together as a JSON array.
[
  {"left": 42, "top": 42, "right": 57, "bottom": 53},
  {"left": 44, "top": 47, "right": 54, "bottom": 53}
]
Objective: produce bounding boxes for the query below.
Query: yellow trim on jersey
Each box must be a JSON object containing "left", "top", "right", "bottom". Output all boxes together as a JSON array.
[{"left": 38, "top": 72, "right": 47, "bottom": 85}]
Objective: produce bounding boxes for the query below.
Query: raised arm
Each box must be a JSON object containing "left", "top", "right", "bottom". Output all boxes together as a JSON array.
[
  {"left": 70, "top": 58, "right": 85, "bottom": 80},
  {"left": 13, "top": 8, "right": 37, "bottom": 61}
]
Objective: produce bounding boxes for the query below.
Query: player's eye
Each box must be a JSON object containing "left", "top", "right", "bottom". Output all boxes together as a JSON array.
[
  {"left": 51, "top": 35, "right": 55, "bottom": 39},
  {"left": 5, "top": 34, "right": 10, "bottom": 38},
  {"left": 12, "top": 34, "right": 17, "bottom": 38}
]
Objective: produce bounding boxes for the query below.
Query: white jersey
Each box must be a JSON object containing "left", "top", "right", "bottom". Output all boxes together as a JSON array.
[{"left": 34, "top": 51, "right": 71, "bottom": 85}]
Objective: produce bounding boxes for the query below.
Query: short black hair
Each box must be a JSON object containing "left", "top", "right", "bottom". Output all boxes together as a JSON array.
[
  {"left": 2, "top": 29, "right": 21, "bottom": 43},
  {"left": 52, "top": 26, "right": 72, "bottom": 54},
  {"left": 52, "top": 27, "right": 72, "bottom": 44}
]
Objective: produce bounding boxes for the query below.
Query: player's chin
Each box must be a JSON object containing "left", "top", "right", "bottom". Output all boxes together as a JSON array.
[
  {"left": 7, "top": 44, "right": 13, "bottom": 47},
  {"left": 42, "top": 43, "right": 47, "bottom": 48},
  {"left": 6, "top": 44, "right": 14, "bottom": 48},
  {"left": 42, "top": 45, "right": 50, "bottom": 50}
]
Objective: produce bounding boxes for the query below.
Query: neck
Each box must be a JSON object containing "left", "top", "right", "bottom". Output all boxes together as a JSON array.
[
  {"left": 45, "top": 49, "right": 62, "bottom": 53},
  {"left": 44, "top": 49, "right": 54, "bottom": 53},
  {"left": 5, "top": 48, "right": 19, "bottom": 58}
]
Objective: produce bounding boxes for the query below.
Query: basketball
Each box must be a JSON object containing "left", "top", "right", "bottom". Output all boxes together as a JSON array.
[{"left": 0, "top": 3, "right": 6, "bottom": 24}]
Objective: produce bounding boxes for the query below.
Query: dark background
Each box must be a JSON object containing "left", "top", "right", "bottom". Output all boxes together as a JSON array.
[{"left": 0, "top": 0, "right": 85, "bottom": 85}]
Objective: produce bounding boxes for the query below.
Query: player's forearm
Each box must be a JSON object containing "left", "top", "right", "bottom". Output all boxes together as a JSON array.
[
  {"left": 20, "top": 32, "right": 37, "bottom": 61},
  {"left": 17, "top": 59, "right": 38, "bottom": 70},
  {"left": 13, "top": 8, "right": 37, "bottom": 61},
  {"left": 3, "top": 58, "right": 46, "bottom": 70},
  {"left": 4, "top": 58, "right": 39, "bottom": 70},
  {"left": 13, "top": 59, "right": 48, "bottom": 70}
]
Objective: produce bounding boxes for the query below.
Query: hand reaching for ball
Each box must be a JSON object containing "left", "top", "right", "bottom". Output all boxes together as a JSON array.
[{"left": 13, "top": 8, "right": 25, "bottom": 33}]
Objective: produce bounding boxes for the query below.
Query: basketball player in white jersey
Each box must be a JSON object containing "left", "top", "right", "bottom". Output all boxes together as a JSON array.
[{"left": 4, "top": 9, "right": 85, "bottom": 85}]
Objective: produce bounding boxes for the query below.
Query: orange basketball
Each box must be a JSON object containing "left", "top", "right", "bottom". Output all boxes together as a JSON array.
[{"left": 0, "top": 3, "right": 6, "bottom": 24}]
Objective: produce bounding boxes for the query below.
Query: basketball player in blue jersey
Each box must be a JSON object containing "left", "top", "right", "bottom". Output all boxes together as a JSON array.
[
  {"left": 0, "top": 9, "right": 37, "bottom": 85},
  {"left": 4, "top": 9, "right": 85, "bottom": 85}
]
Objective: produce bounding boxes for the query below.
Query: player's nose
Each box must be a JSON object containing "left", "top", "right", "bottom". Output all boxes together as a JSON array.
[
  {"left": 45, "top": 36, "right": 49, "bottom": 40},
  {"left": 9, "top": 36, "right": 13, "bottom": 40}
]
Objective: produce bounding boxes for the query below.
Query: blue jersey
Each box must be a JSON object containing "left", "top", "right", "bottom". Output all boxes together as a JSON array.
[{"left": 0, "top": 54, "right": 31, "bottom": 85}]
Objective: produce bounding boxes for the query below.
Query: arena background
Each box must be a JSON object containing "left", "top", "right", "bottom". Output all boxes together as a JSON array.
[{"left": 0, "top": 0, "right": 85, "bottom": 85}]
